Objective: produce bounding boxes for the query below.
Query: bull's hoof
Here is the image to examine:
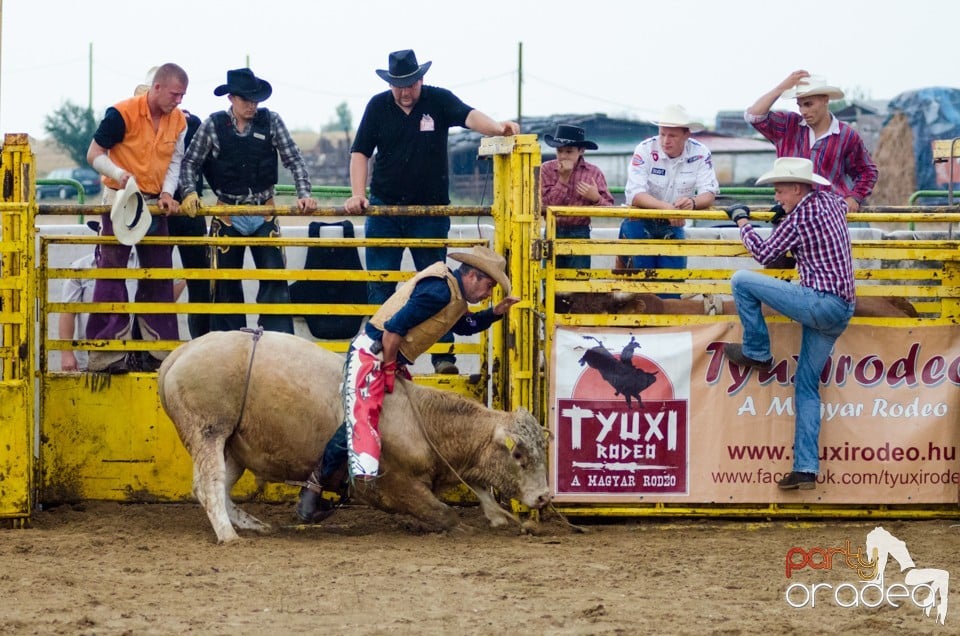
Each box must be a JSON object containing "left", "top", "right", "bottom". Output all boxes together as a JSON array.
[
  {"left": 520, "top": 519, "right": 543, "bottom": 535},
  {"left": 216, "top": 530, "right": 241, "bottom": 544}
]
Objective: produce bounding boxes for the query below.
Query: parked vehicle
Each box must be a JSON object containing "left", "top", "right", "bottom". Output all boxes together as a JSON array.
[{"left": 36, "top": 167, "right": 102, "bottom": 200}]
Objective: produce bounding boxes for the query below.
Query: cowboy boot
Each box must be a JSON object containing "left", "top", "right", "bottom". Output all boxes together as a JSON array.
[
  {"left": 295, "top": 462, "right": 351, "bottom": 524},
  {"left": 295, "top": 468, "right": 334, "bottom": 524}
]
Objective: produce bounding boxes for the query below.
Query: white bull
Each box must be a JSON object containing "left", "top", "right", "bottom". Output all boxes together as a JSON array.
[{"left": 158, "top": 331, "right": 551, "bottom": 543}]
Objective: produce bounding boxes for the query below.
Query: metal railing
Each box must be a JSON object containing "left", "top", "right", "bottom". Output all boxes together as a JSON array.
[{"left": 35, "top": 179, "right": 87, "bottom": 203}]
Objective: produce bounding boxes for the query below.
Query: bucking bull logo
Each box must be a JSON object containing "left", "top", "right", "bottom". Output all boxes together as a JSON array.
[
  {"left": 785, "top": 526, "right": 949, "bottom": 625},
  {"left": 577, "top": 336, "right": 658, "bottom": 408}
]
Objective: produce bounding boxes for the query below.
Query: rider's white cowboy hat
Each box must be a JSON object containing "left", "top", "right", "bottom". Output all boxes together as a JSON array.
[
  {"left": 651, "top": 104, "right": 704, "bottom": 132},
  {"left": 781, "top": 75, "right": 845, "bottom": 101},
  {"left": 110, "top": 177, "right": 151, "bottom": 246},
  {"left": 448, "top": 246, "right": 511, "bottom": 295},
  {"left": 755, "top": 157, "right": 831, "bottom": 187}
]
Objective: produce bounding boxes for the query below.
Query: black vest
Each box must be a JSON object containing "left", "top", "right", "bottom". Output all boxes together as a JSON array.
[{"left": 202, "top": 109, "right": 278, "bottom": 196}]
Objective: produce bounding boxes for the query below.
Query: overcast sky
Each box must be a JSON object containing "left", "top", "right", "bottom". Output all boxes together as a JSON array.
[{"left": 1, "top": 0, "right": 955, "bottom": 139}]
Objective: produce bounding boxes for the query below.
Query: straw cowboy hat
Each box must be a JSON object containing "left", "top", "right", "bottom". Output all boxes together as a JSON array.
[
  {"left": 543, "top": 124, "right": 599, "bottom": 150},
  {"left": 755, "top": 157, "right": 831, "bottom": 186},
  {"left": 110, "top": 177, "right": 151, "bottom": 246},
  {"left": 781, "top": 75, "right": 845, "bottom": 101},
  {"left": 214, "top": 68, "right": 273, "bottom": 102},
  {"left": 651, "top": 104, "right": 704, "bottom": 132},
  {"left": 448, "top": 246, "right": 511, "bottom": 295},
  {"left": 375, "top": 49, "right": 432, "bottom": 88}
]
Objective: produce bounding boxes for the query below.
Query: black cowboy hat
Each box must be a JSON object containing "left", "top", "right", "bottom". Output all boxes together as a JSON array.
[
  {"left": 543, "top": 124, "right": 598, "bottom": 150},
  {"left": 213, "top": 68, "right": 273, "bottom": 102},
  {"left": 375, "top": 49, "right": 432, "bottom": 88}
]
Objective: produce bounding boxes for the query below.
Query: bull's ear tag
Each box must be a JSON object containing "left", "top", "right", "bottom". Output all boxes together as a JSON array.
[{"left": 504, "top": 436, "right": 516, "bottom": 452}]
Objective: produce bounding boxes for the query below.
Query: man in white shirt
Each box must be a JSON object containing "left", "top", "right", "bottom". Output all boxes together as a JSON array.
[{"left": 616, "top": 104, "right": 719, "bottom": 296}]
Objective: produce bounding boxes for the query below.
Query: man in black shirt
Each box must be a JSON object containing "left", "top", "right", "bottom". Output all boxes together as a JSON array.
[{"left": 346, "top": 49, "right": 518, "bottom": 374}]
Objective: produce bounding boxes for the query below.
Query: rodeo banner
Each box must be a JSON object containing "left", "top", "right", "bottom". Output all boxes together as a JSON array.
[{"left": 549, "top": 323, "right": 960, "bottom": 504}]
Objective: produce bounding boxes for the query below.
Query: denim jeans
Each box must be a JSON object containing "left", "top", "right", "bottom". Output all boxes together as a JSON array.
[
  {"left": 618, "top": 220, "right": 685, "bottom": 298},
  {"left": 210, "top": 216, "right": 294, "bottom": 334},
  {"left": 364, "top": 196, "right": 453, "bottom": 364},
  {"left": 731, "top": 270, "right": 855, "bottom": 474},
  {"left": 556, "top": 225, "right": 591, "bottom": 270}
]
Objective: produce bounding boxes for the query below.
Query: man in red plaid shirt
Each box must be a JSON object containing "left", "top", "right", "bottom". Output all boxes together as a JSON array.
[
  {"left": 745, "top": 71, "right": 878, "bottom": 212},
  {"left": 722, "top": 157, "right": 856, "bottom": 492}
]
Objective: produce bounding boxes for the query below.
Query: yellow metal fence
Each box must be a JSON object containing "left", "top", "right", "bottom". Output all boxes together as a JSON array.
[
  {"left": 4, "top": 130, "right": 960, "bottom": 520},
  {"left": 540, "top": 204, "right": 960, "bottom": 518},
  {"left": 0, "top": 135, "right": 36, "bottom": 525}
]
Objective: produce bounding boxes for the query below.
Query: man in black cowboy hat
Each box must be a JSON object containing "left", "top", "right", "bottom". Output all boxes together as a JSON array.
[
  {"left": 347, "top": 49, "right": 520, "bottom": 375},
  {"left": 541, "top": 124, "right": 614, "bottom": 269},
  {"left": 178, "top": 68, "right": 317, "bottom": 335}
]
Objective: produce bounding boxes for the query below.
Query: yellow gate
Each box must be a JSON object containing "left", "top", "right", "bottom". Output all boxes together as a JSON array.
[
  {"left": 0, "top": 135, "right": 36, "bottom": 525},
  {"left": 7, "top": 130, "right": 960, "bottom": 520}
]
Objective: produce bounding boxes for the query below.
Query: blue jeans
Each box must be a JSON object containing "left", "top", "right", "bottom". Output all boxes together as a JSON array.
[
  {"left": 618, "top": 220, "right": 685, "bottom": 298},
  {"left": 731, "top": 270, "right": 855, "bottom": 474},
  {"left": 556, "top": 225, "right": 591, "bottom": 270},
  {"left": 364, "top": 196, "right": 453, "bottom": 364}
]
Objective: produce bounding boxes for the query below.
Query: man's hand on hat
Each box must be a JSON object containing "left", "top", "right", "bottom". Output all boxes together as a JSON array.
[
  {"left": 344, "top": 195, "right": 369, "bottom": 214},
  {"left": 181, "top": 192, "right": 201, "bottom": 218},
  {"left": 725, "top": 203, "right": 750, "bottom": 224},
  {"left": 779, "top": 69, "right": 810, "bottom": 91},
  {"left": 297, "top": 197, "right": 318, "bottom": 213},
  {"left": 158, "top": 192, "right": 179, "bottom": 215}
]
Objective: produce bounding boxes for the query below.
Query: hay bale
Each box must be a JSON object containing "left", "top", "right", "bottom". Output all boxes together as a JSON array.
[{"left": 872, "top": 112, "right": 916, "bottom": 206}]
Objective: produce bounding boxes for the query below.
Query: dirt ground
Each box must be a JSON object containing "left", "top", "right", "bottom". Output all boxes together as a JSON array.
[{"left": 1, "top": 501, "right": 957, "bottom": 635}]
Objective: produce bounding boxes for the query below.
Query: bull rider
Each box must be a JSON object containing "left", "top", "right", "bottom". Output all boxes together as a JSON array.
[{"left": 296, "top": 245, "right": 520, "bottom": 523}]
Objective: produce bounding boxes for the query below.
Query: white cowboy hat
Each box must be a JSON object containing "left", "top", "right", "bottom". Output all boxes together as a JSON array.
[
  {"left": 755, "top": 157, "right": 831, "bottom": 187},
  {"left": 110, "top": 177, "right": 151, "bottom": 246},
  {"left": 448, "top": 246, "right": 511, "bottom": 295},
  {"left": 781, "top": 75, "right": 845, "bottom": 101},
  {"left": 651, "top": 104, "right": 704, "bottom": 132}
]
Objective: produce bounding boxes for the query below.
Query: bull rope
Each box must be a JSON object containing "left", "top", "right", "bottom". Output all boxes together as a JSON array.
[
  {"left": 397, "top": 378, "right": 587, "bottom": 534},
  {"left": 395, "top": 377, "right": 487, "bottom": 502},
  {"left": 235, "top": 327, "right": 265, "bottom": 427}
]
